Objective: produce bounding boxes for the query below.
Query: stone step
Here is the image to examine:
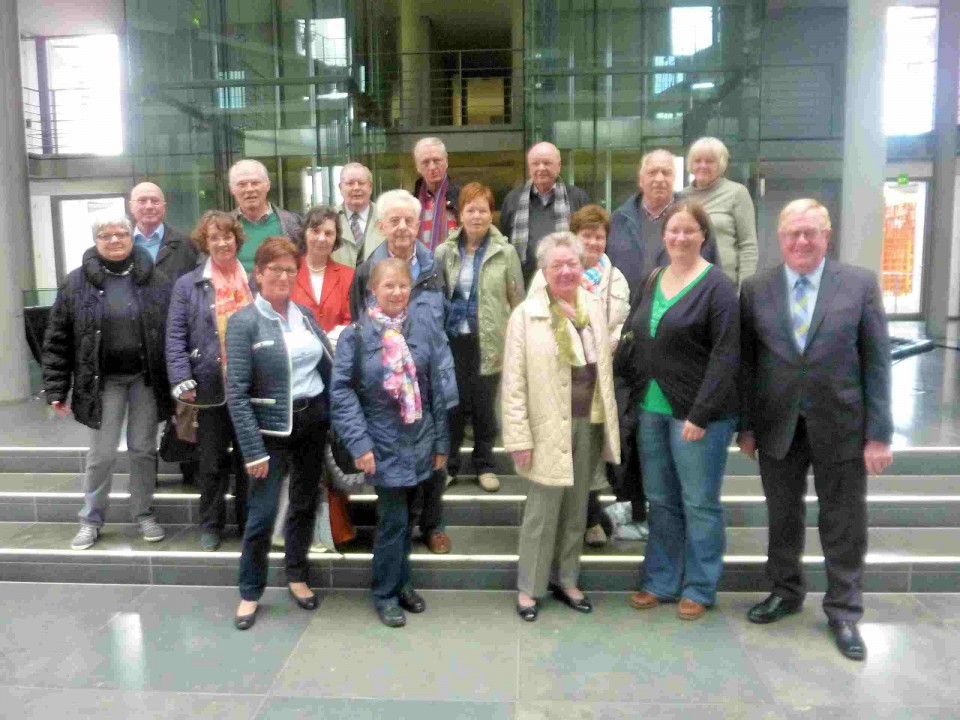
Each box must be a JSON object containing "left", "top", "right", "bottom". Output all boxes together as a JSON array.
[
  {"left": 0, "top": 521, "right": 957, "bottom": 592},
  {"left": 2, "top": 473, "right": 960, "bottom": 527},
  {"left": 2, "top": 444, "right": 958, "bottom": 475}
]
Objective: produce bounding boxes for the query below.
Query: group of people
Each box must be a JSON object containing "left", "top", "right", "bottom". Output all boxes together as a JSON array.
[{"left": 40, "top": 134, "right": 892, "bottom": 661}]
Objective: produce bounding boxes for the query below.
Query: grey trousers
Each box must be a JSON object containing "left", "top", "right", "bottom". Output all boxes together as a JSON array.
[
  {"left": 79, "top": 373, "right": 159, "bottom": 527},
  {"left": 517, "top": 419, "right": 603, "bottom": 597}
]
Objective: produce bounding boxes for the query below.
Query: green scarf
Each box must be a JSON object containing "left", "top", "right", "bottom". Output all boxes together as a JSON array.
[{"left": 549, "top": 290, "right": 589, "bottom": 367}]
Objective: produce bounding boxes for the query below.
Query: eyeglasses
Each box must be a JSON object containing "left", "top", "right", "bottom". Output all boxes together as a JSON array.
[
  {"left": 384, "top": 216, "right": 418, "bottom": 230},
  {"left": 96, "top": 231, "right": 131, "bottom": 241},
  {"left": 664, "top": 229, "right": 704, "bottom": 239},
  {"left": 781, "top": 228, "right": 824, "bottom": 242},
  {"left": 546, "top": 260, "right": 583, "bottom": 272},
  {"left": 263, "top": 265, "right": 297, "bottom": 278}
]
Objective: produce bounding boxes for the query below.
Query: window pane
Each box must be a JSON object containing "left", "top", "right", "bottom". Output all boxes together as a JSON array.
[{"left": 884, "top": 7, "right": 937, "bottom": 136}]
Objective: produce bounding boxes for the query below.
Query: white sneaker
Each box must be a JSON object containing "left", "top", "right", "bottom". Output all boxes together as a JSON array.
[
  {"left": 604, "top": 501, "right": 632, "bottom": 528},
  {"left": 615, "top": 521, "right": 649, "bottom": 541},
  {"left": 138, "top": 517, "right": 166, "bottom": 543},
  {"left": 71, "top": 525, "right": 100, "bottom": 550},
  {"left": 478, "top": 472, "right": 500, "bottom": 492}
]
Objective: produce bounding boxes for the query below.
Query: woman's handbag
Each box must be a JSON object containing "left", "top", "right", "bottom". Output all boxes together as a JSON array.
[
  {"left": 612, "top": 267, "right": 662, "bottom": 380},
  {"left": 173, "top": 400, "right": 200, "bottom": 443},
  {"left": 158, "top": 418, "right": 198, "bottom": 464}
]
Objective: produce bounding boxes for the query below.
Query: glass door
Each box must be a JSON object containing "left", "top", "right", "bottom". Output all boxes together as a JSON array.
[{"left": 881, "top": 180, "right": 928, "bottom": 315}]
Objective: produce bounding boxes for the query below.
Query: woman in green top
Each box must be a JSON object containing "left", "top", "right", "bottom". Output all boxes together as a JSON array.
[{"left": 622, "top": 201, "right": 740, "bottom": 621}]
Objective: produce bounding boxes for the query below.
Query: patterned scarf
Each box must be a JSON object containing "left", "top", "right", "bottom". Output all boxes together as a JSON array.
[
  {"left": 548, "top": 290, "right": 590, "bottom": 367},
  {"left": 511, "top": 179, "right": 571, "bottom": 264},
  {"left": 445, "top": 233, "right": 488, "bottom": 337},
  {"left": 367, "top": 304, "right": 422, "bottom": 424},
  {"left": 581, "top": 255, "right": 608, "bottom": 295},
  {"left": 417, "top": 174, "right": 451, "bottom": 252},
  {"left": 211, "top": 258, "right": 254, "bottom": 366}
]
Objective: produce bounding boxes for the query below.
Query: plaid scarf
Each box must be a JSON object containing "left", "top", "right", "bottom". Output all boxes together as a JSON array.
[
  {"left": 581, "top": 255, "right": 608, "bottom": 295},
  {"left": 511, "top": 179, "right": 571, "bottom": 264},
  {"left": 367, "top": 304, "right": 422, "bottom": 425},
  {"left": 445, "top": 234, "right": 488, "bottom": 337},
  {"left": 417, "top": 175, "right": 450, "bottom": 252}
]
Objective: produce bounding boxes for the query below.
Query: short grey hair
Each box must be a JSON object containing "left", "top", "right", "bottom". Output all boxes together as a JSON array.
[
  {"left": 413, "top": 137, "right": 447, "bottom": 161},
  {"left": 639, "top": 148, "right": 675, "bottom": 174},
  {"left": 687, "top": 137, "right": 729, "bottom": 175},
  {"left": 536, "top": 231, "right": 585, "bottom": 269},
  {"left": 377, "top": 189, "right": 422, "bottom": 219},
  {"left": 91, "top": 215, "right": 133, "bottom": 241},
  {"left": 340, "top": 161, "right": 373, "bottom": 183},
  {"left": 228, "top": 159, "right": 270, "bottom": 186}
]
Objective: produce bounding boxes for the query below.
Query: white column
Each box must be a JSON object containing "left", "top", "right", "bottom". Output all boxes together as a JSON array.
[
  {"left": 839, "top": 0, "right": 888, "bottom": 273},
  {"left": 925, "top": 2, "right": 960, "bottom": 339},
  {"left": 0, "top": 0, "right": 33, "bottom": 402}
]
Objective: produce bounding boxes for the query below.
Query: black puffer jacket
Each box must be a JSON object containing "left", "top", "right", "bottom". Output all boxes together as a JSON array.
[{"left": 42, "top": 246, "right": 173, "bottom": 429}]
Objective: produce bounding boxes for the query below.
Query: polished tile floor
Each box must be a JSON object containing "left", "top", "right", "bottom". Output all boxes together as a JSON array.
[{"left": 0, "top": 584, "right": 958, "bottom": 719}]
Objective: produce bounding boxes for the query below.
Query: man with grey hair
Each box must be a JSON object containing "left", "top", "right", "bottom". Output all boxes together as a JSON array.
[
  {"left": 348, "top": 189, "right": 458, "bottom": 555},
  {"left": 500, "top": 141, "right": 590, "bottom": 284},
  {"left": 129, "top": 181, "right": 198, "bottom": 282},
  {"left": 608, "top": 149, "right": 718, "bottom": 294},
  {"left": 333, "top": 162, "right": 385, "bottom": 267},
  {"left": 412, "top": 137, "right": 461, "bottom": 252},
  {"left": 228, "top": 159, "right": 303, "bottom": 271}
]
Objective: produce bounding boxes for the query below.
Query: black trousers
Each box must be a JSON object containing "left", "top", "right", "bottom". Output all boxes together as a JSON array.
[
  {"left": 586, "top": 462, "right": 648, "bottom": 528},
  {"left": 447, "top": 334, "right": 498, "bottom": 477},
  {"left": 238, "top": 396, "right": 328, "bottom": 601},
  {"left": 413, "top": 469, "right": 446, "bottom": 535},
  {"left": 758, "top": 417, "right": 867, "bottom": 623},
  {"left": 197, "top": 405, "right": 247, "bottom": 533},
  {"left": 372, "top": 485, "right": 417, "bottom": 608}
]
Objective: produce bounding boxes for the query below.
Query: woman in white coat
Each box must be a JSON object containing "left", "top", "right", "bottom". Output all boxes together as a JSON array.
[{"left": 502, "top": 231, "right": 620, "bottom": 622}]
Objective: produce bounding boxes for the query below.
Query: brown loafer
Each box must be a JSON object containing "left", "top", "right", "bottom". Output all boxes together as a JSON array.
[
  {"left": 426, "top": 530, "right": 451, "bottom": 554},
  {"left": 629, "top": 591, "right": 661, "bottom": 610},
  {"left": 678, "top": 598, "right": 707, "bottom": 620}
]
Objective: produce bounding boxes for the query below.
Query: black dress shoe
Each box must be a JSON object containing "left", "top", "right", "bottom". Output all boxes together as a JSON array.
[
  {"left": 830, "top": 621, "right": 866, "bottom": 661},
  {"left": 550, "top": 585, "right": 593, "bottom": 614},
  {"left": 398, "top": 587, "right": 426, "bottom": 613},
  {"left": 288, "top": 586, "right": 319, "bottom": 611},
  {"left": 376, "top": 604, "right": 407, "bottom": 628},
  {"left": 747, "top": 594, "right": 802, "bottom": 624},
  {"left": 234, "top": 605, "right": 258, "bottom": 631},
  {"left": 516, "top": 600, "right": 539, "bottom": 622}
]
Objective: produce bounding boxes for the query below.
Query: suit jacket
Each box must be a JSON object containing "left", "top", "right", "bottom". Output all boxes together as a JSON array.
[
  {"left": 739, "top": 258, "right": 892, "bottom": 463},
  {"left": 332, "top": 202, "right": 385, "bottom": 267},
  {"left": 155, "top": 225, "right": 199, "bottom": 282},
  {"left": 290, "top": 259, "right": 354, "bottom": 333}
]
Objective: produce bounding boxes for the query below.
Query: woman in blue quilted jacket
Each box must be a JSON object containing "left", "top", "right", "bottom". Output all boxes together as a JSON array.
[
  {"left": 331, "top": 257, "right": 451, "bottom": 629},
  {"left": 225, "top": 236, "right": 334, "bottom": 631}
]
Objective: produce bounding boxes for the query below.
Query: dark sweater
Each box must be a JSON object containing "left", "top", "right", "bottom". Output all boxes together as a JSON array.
[
  {"left": 101, "top": 270, "right": 144, "bottom": 376},
  {"left": 625, "top": 264, "right": 739, "bottom": 427}
]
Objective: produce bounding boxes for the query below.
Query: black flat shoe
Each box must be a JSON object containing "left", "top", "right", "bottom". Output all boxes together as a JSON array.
[
  {"left": 398, "top": 587, "right": 426, "bottom": 614},
  {"left": 550, "top": 585, "right": 593, "bottom": 614},
  {"left": 377, "top": 604, "right": 407, "bottom": 628},
  {"left": 288, "top": 586, "right": 319, "bottom": 611},
  {"left": 746, "top": 594, "right": 802, "bottom": 625},
  {"left": 234, "top": 605, "right": 258, "bottom": 631},
  {"left": 830, "top": 621, "right": 866, "bottom": 661},
  {"left": 516, "top": 600, "right": 539, "bottom": 622}
]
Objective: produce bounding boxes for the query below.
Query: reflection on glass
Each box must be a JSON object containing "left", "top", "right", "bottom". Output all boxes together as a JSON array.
[
  {"left": 671, "top": 7, "right": 714, "bottom": 57},
  {"left": 881, "top": 181, "right": 927, "bottom": 315},
  {"left": 883, "top": 7, "right": 937, "bottom": 136}
]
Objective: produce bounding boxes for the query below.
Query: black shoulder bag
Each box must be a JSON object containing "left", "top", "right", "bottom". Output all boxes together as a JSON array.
[
  {"left": 612, "top": 266, "right": 663, "bottom": 381},
  {"left": 326, "top": 324, "right": 368, "bottom": 492}
]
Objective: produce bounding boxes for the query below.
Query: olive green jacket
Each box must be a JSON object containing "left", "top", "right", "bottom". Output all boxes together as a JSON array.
[{"left": 434, "top": 226, "right": 525, "bottom": 375}]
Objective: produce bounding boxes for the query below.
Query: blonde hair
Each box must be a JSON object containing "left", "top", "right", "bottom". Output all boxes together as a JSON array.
[
  {"left": 368, "top": 257, "right": 412, "bottom": 291},
  {"left": 779, "top": 198, "right": 832, "bottom": 229},
  {"left": 687, "top": 137, "right": 729, "bottom": 175}
]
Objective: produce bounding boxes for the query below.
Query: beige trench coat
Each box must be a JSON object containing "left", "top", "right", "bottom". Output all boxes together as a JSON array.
[{"left": 501, "top": 284, "right": 620, "bottom": 487}]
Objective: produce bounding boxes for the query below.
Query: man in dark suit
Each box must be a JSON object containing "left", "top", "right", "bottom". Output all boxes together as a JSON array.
[
  {"left": 737, "top": 198, "right": 893, "bottom": 661},
  {"left": 129, "top": 182, "right": 198, "bottom": 282}
]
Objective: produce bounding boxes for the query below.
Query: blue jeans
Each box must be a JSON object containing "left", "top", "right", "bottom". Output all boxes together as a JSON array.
[
  {"left": 638, "top": 410, "right": 736, "bottom": 606},
  {"left": 372, "top": 485, "right": 417, "bottom": 609}
]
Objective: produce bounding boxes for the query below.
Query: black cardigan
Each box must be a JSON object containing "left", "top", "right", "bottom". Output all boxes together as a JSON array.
[{"left": 625, "top": 264, "right": 740, "bottom": 427}]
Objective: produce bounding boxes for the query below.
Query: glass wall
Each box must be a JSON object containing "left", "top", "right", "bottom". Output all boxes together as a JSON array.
[{"left": 525, "top": 0, "right": 764, "bottom": 208}]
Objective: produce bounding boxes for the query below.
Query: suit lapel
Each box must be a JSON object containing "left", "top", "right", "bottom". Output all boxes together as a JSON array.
[
  {"left": 804, "top": 259, "right": 840, "bottom": 349},
  {"left": 317, "top": 262, "right": 338, "bottom": 311},
  {"left": 295, "top": 263, "right": 317, "bottom": 304},
  {"left": 768, "top": 265, "right": 800, "bottom": 357}
]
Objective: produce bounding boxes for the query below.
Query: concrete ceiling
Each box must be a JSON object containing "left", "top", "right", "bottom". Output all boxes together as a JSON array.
[{"left": 17, "top": 0, "right": 124, "bottom": 37}]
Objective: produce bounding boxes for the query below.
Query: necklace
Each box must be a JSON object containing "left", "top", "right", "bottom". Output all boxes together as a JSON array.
[{"left": 306, "top": 260, "right": 326, "bottom": 274}]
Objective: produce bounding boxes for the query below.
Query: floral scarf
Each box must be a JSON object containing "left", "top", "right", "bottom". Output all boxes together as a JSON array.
[
  {"left": 367, "top": 304, "right": 422, "bottom": 424},
  {"left": 581, "top": 255, "right": 608, "bottom": 295},
  {"left": 211, "top": 258, "right": 254, "bottom": 366}
]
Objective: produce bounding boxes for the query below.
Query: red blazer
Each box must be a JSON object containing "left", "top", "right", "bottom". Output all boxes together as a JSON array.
[{"left": 291, "top": 259, "right": 354, "bottom": 333}]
